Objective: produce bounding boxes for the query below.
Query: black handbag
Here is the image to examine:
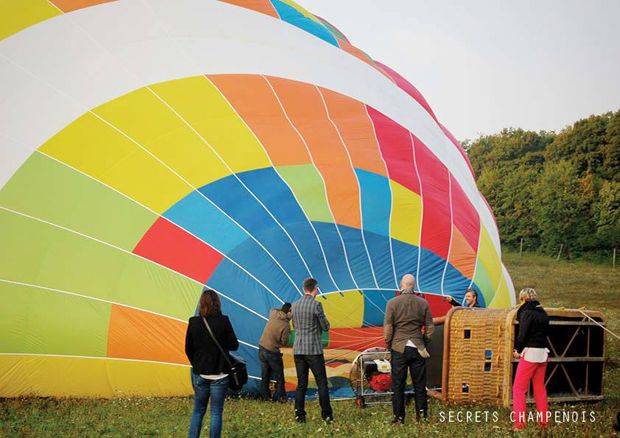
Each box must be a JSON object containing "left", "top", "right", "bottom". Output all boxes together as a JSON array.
[{"left": 202, "top": 317, "right": 248, "bottom": 391}]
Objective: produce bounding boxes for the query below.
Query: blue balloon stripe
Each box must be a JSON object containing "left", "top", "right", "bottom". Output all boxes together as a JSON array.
[
  {"left": 362, "top": 290, "right": 394, "bottom": 326},
  {"left": 311, "top": 222, "right": 358, "bottom": 290},
  {"left": 199, "top": 173, "right": 309, "bottom": 291},
  {"left": 418, "top": 248, "right": 445, "bottom": 294},
  {"left": 168, "top": 167, "right": 485, "bottom": 317},
  {"left": 364, "top": 231, "right": 396, "bottom": 288},
  {"left": 236, "top": 167, "right": 337, "bottom": 291},
  {"left": 270, "top": 0, "right": 339, "bottom": 47},
  {"left": 339, "top": 225, "right": 375, "bottom": 289},
  {"left": 391, "top": 238, "right": 420, "bottom": 286},
  {"left": 164, "top": 191, "right": 246, "bottom": 253},
  {"left": 163, "top": 191, "right": 298, "bottom": 298},
  {"left": 356, "top": 169, "right": 395, "bottom": 288},
  {"left": 209, "top": 257, "right": 285, "bottom": 314},
  {"left": 356, "top": 169, "right": 391, "bottom": 237}
]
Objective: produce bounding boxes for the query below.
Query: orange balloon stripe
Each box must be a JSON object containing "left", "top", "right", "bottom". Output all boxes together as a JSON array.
[
  {"left": 337, "top": 39, "right": 396, "bottom": 84},
  {"left": 267, "top": 77, "right": 361, "bottom": 229},
  {"left": 328, "top": 326, "right": 384, "bottom": 350},
  {"left": 49, "top": 0, "right": 113, "bottom": 12},
  {"left": 319, "top": 88, "right": 387, "bottom": 177},
  {"left": 218, "top": 0, "right": 279, "bottom": 18},
  {"left": 448, "top": 226, "right": 477, "bottom": 279},
  {"left": 210, "top": 74, "right": 480, "bottom": 285},
  {"left": 107, "top": 305, "right": 188, "bottom": 366},
  {"left": 208, "top": 74, "right": 310, "bottom": 166}
]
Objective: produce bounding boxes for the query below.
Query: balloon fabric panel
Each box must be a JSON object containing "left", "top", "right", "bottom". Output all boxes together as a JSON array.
[{"left": 0, "top": 0, "right": 514, "bottom": 398}]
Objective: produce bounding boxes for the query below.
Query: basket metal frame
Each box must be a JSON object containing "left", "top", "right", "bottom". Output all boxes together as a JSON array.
[{"left": 354, "top": 349, "right": 415, "bottom": 407}]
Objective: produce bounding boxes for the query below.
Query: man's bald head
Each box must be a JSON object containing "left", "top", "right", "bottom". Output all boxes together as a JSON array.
[{"left": 400, "top": 274, "right": 415, "bottom": 291}]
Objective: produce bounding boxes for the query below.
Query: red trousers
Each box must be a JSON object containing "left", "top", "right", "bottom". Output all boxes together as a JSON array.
[{"left": 512, "top": 358, "right": 548, "bottom": 429}]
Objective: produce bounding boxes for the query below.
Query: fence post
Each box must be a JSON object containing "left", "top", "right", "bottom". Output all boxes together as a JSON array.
[
  {"left": 519, "top": 238, "right": 524, "bottom": 257},
  {"left": 556, "top": 244, "right": 563, "bottom": 261},
  {"left": 613, "top": 247, "right": 616, "bottom": 269}
]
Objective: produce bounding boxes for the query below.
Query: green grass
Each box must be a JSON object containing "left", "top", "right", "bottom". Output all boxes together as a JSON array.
[{"left": 1, "top": 251, "right": 619, "bottom": 437}]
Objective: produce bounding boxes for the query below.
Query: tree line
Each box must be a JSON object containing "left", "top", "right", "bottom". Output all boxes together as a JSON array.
[{"left": 465, "top": 110, "right": 619, "bottom": 261}]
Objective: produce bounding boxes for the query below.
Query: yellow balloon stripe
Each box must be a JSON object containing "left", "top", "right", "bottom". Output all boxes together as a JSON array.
[
  {"left": 0, "top": 354, "right": 192, "bottom": 397},
  {"left": 320, "top": 290, "right": 364, "bottom": 329},
  {"left": 0, "top": 0, "right": 60, "bottom": 41},
  {"left": 94, "top": 86, "right": 231, "bottom": 189},
  {"left": 39, "top": 112, "right": 190, "bottom": 214},
  {"left": 151, "top": 76, "right": 272, "bottom": 176},
  {"left": 489, "top": 274, "right": 511, "bottom": 308},
  {"left": 473, "top": 226, "right": 503, "bottom": 303},
  {"left": 390, "top": 180, "right": 422, "bottom": 247}
]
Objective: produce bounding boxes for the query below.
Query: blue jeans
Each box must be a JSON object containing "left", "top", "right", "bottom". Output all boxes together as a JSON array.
[{"left": 189, "top": 371, "right": 228, "bottom": 438}]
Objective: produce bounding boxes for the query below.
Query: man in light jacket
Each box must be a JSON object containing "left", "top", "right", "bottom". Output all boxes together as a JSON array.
[
  {"left": 258, "top": 302, "right": 292, "bottom": 402},
  {"left": 384, "top": 274, "right": 434, "bottom": 424}
]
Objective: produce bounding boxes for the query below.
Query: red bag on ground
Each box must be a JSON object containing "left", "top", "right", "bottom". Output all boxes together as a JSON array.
[{"left": 368, "top": 373, "right": 392, "bottom": 392}]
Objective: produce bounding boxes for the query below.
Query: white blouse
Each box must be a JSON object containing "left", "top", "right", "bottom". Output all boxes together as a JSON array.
[
  {"left": 200, "top": 373, "right": 228, "bottom": 380},
  {"left": 521, "top": 347, "right": 549, "bottom": 363}
]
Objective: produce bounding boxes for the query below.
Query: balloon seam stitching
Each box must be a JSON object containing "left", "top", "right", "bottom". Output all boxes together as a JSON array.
[
  {"left": 0, "top": 203, "right": 269, "bottom": 323},
  {"left": 0, "top": 278, "right": 260, "bottom": 349},
  {"left": 261, "top": 75, "right": 360, "bottom": 291},
  {"left": 316, "top": 86, "right": 381, "bottom": 292},
  {"left": 204, "top": 74, "right": 341, "bottom": 293},
  {"left": 34, "top": 151, "right": 284, "bottom": 312},
  {"left": 364, "top": 105, "right": 399, "bottom": 289},
  {"left": 440, "top": 172, "right": 454, "bottom": 295},
  {"left": 410, "top": 133, "right": 425, "bottom": 288}
]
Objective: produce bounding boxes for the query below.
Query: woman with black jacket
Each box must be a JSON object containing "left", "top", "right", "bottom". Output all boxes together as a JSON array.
[
  {"left": 511, "top": 288, "right": 550, "bottom": 431},
  {"left": 185, "top": 289, "right": 239, "bottom": 438}
]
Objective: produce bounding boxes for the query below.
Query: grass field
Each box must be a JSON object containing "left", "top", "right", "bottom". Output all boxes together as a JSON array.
[{"left": 1, "top": 251, "right": 618, "bottom": 437}]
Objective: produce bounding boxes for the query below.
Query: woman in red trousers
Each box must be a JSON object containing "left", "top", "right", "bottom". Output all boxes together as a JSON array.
[{"left": 512, "top": 288, "right": 550, "bottom": 431}]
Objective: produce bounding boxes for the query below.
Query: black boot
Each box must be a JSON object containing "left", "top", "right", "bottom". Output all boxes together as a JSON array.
[{"left": 416, "top": 410, "right": 428, "bottom": 422}]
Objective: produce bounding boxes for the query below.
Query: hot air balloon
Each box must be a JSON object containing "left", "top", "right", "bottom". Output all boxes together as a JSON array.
[{"left": 0, "top": 0, "right": 515, "bottom": 398}]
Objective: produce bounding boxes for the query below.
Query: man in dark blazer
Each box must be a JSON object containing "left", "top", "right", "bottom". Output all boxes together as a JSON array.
[{"left": 291, "top": 278, "right": 333, "bottom": 423}]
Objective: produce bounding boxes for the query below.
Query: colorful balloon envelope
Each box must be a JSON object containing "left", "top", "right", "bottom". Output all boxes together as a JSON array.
[{"left": 0, "top": 0, "right": 515, "bottom": 397}]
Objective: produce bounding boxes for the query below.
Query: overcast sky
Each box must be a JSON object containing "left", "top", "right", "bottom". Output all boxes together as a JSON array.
[{"left": 302, "top": 0, "right": 620, "bottom": 141}]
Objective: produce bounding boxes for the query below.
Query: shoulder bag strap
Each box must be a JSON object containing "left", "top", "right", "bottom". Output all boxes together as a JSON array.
[{"left": 202, "top": 317, "right": 233, "bottom": 367}]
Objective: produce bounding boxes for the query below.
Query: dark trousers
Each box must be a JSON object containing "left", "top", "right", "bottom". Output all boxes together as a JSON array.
[
  {"left": 259, "top": 346, "right": 286, "bottom": 401},
  {"left": 294, "top": 354, "right": 333, "bottom": 419},
  {"left": 391, "top": 346, "right": 427, "bottom": 420}
]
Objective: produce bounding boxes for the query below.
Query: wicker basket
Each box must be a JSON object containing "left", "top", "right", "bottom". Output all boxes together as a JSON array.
[
  {"left": 442, "top": 308, "right": 511, "bottom": 404},
  {"left": 441, "top": 307, "right": 606, "bottom": 407}
]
